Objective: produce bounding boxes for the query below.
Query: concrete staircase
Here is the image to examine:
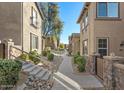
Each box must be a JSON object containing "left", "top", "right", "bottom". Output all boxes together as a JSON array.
[{"left": 17, "top": 61, "right": 52, "bottom": 89}]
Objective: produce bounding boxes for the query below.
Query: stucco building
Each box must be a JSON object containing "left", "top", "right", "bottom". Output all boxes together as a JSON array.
[
  {"left": 77, "top": 2, "right": 124, "bottom": 57},
  {"left": 68, "top": 33, "right": 80, "bottom": 55},
  {"left": 0, "top": 2, "right": 45, "bottom": 54}
]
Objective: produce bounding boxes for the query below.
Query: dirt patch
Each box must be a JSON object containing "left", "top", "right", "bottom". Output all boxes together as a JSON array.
[{"left": 12, "top": 71, "right": 28, "bottom": 89}]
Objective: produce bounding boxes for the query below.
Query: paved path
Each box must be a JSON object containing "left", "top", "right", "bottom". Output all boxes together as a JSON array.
[{"left": 52, "top": 51, "right": 104, "bottom": 90}]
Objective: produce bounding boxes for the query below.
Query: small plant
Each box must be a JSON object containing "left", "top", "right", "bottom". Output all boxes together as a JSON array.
[
  {"left": 42, "top": 50, "right": 47, "bottom": 56},
  {"left": 31, "top": 57, "right": 41, "bottom": 65},
  {"left": 73, "top": 54, "right": 80, "bottom": 64},
  {"left": 77, "top": 51, "right": 80, "bottom": 56},
  {"left": 29, "top": 50, "right": 38, "bottom": 56},
  {"left": 18, "top": 53, "right": 29, "bottom": 61},
  {"left": 0, "top": 59, "right": 22, "bottom": 89},
  {"left": 76, "top": 56, "right": 86, "bottom": 72},
  {"left": 29, "top": 50, "right": 40, "bottom": 65},
  {"left": 47, "top": 53, "right": 54, "bottom": 61}
]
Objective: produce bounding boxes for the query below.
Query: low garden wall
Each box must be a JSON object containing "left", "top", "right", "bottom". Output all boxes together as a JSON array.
[
  {"left": 103, "top": 56, "right": 124, "bottom": 89},
  {"left": 113, "top": 63, "right": 124, "bottom": 89},
  {"left": 85, "top": 54, "right": 124, "bottom": 90}
]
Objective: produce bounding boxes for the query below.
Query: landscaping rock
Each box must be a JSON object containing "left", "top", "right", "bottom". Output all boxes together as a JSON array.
[{"left": 24, "top": 78, "right": 53, "bottom": 90}]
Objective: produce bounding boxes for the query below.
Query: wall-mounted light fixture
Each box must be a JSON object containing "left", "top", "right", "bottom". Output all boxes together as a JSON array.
[{"left": 120, "top": 41, "right": 124, "bottom": 47}]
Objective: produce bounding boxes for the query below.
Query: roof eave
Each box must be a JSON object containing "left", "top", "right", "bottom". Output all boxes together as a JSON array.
[
  {"left": 35, "top": 2, "right": 45, "bottom": 20},
  {"left": 77, "top": 2, "right": 90, "bottom": 24}
]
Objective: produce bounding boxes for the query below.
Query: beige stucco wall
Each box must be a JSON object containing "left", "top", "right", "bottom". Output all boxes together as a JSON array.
[
  {"left": 79, "top": 2, "right": 124, "bottom": 57},
  {"left": 23, "top": 2, "right": 43, "bottom": 54},
  {"left": 0, "top": 2, "right": 22, "bottom": 46},
  {"left": 94, "top": 2, "right": 124, "bottom": 56},
  {"left": 71, "top": 36, "right": 80, "bottom": 55},
  {"left": 80, "top": 3, "right": 95, "bottom": 56}
]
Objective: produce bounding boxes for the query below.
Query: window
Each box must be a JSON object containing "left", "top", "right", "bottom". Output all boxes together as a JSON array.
[
  {"left": 82, "top": 12, "right": 88, "bottom": 30},
  {"left": 85, "top": 12, "right": 88, "bottom": 26},
  {"left": 97, "top": 38, "right": 108, "bottom": 56},
  {"left": 30, "top": 33, "right": 38, "bottom": 50},
  {"left": 32, "top": 7, "right": 37, "bottom": 26},
  {"left": 97, "top": 2, "right": 119, "bottom": 17},
  {"left": 83, "top": 40, "right": 88, "bottom": 55},
  {"left": 82, "top": 21, "right": 85, "bottom": 29}
]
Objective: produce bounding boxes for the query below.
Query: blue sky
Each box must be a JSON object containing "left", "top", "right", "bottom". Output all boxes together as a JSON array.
[{"left": 58, "top": 2, "right": 84, "bottom": 44}]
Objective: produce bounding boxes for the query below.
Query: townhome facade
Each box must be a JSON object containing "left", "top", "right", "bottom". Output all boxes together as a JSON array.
[
  {"left": 77, "top": 2, "right": 124, "bottom": 57},
  {"left": 0, "top": 2, "right": 44, "bottom": 54},
  {"left": 68, "top": 33, "right": 80, "bottom": 55}
]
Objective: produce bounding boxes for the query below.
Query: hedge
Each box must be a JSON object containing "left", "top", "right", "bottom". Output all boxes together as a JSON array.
[{"left": 0, "top": 59, "right": 22, "bottom": 89}]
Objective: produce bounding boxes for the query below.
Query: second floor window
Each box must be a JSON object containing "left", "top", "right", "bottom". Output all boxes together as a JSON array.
[
  {"left": 82, "top": 12, "right": 88, "bottom": 30},
  {"left": 85, "top": 12, "right": 88, "bottom": 26},
  {"left": 97, "top": 2, "right": 119, "bottom": 18},
  {"left": 32, "top": 7, "right": 37, "bottom": 26}
]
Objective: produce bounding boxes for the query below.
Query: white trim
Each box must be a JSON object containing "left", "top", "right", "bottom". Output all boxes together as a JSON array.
[{"left": 96, "top": 37, "right": 109, "bottom": 56}]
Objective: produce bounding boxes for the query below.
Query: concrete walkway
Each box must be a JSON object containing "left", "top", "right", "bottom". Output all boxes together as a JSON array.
[{"left": 52, "top": 52, "right": 104, "bottom": 90}]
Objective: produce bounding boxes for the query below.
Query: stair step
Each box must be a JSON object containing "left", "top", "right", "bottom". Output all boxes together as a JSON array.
[
  {"left": 17, "top": 83, "right": 27, "bottom": 90},
  {"left": 29, "top": 67, "right": 42, "bottom": 76},
  {"left": 23, "top": 65, "right": 37, "bottom": 72},
  {"left": 22, "top": 63, "right": 33, "bottom": 69},
  {"left": 42, "top": 71, "right": 51, "bottom": 80},
  {"left": 35, "top": 69, "right": 47, "bottom": 79}
]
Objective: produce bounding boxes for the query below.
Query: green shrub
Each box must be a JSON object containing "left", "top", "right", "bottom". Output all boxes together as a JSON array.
[
  {"left": 76, "top": 56, "right": 86, "bottom": 72},
  {"left": 77, "top": 51, "right": 80, "bottom": 56},
  {"left": 29, "top": 50, "right": 40, "bottom": 65},
  {"left": 0, "top": 59, "right": 22, "bottom": 89},
  {"left": 31, "top": 56, "right": 41, "bottom": 65},
  {"left": 18, "top": 53, "right": 29, "bottom": 61},
  {"left": 29, "top": 50, "right": 38, "bottom": 56},
  {"left": 42, "top": 50, "right": 47, "bottom": 56},
  {"left": 47, "top": 53, "right": 54, "bottom": 61},
  {"left": 45, "top": 47, "right": 51, "bottom": 52},
  {"left": 73, "top": 54, "right": 80, "bottom": 64},
  {"left": 47, "top": 50, "right": 51, "bottom": 54}
]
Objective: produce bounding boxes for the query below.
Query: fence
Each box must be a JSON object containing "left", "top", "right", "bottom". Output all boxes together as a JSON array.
[{"left": 96, "top": 57, "right": 105, "bottom": 80}]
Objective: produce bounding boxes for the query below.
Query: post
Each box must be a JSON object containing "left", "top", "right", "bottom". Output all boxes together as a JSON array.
[{"left": 3, "top": 39, "right": 14, "bottom": 59}]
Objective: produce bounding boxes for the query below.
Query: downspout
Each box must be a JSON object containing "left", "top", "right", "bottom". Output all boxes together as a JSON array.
[{"left": 21, "top": 2, "right": 24, "bottom": 52}]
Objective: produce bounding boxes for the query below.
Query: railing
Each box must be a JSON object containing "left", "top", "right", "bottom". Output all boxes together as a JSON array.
[
  {"left": 9, "top": 45, "right": 55, "bottom": 72},
  {"left": 9, "top": 46, "right": 64, "bottom": 73}
]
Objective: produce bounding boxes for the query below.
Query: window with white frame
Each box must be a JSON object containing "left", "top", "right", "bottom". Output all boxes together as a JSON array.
[
  {"left": 82, "top": 12, "right": 88, "bottom": 30},
  {"left": 82, "top": 21, "right": 85, "bottom": 30},
  {"left": 83, "top": 40, "right": 88, "bottom": 55},
  {"left": 97, "top": 38, "right": 108, "bottom": 56},
  {"left": 32, "top": 7, "right": 37, "bottom": 26},
  {"left": 85, "top": 12, "right": 88, "bottom": 26},
  {"left": 30, "top": 33, "right": 38, "bottom": 50}
]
